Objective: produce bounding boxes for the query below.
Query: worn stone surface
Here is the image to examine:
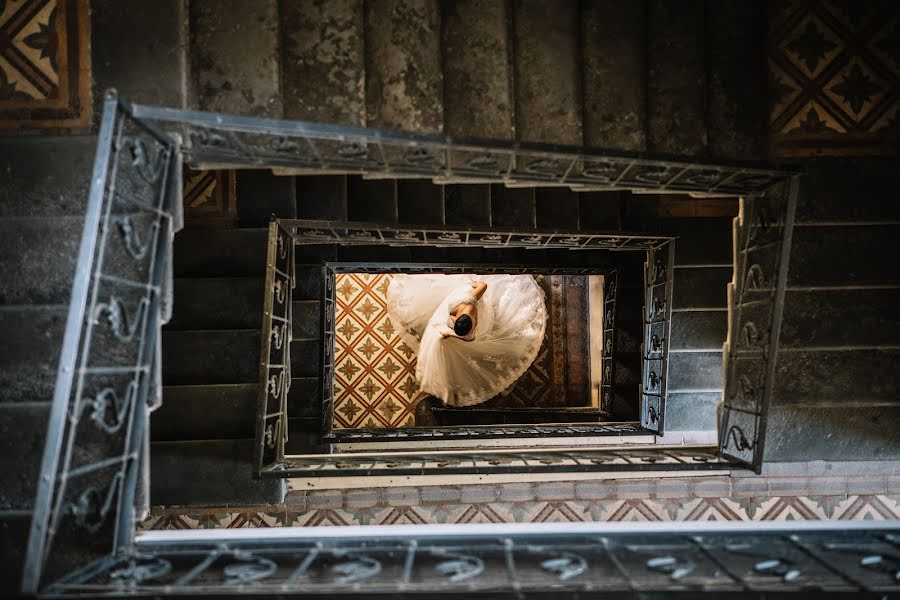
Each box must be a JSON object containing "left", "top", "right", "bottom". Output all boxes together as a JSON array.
[
  {"left": 671, "top": 266, "right": 731, "bottom": 309},
  {"left": 799, "top": 159, "right": 900, "bottom": 223},
  {"left": 772, "top": 349, "right": 900, "bottom": 406},
  {"left": 513, "top": 0, "right": 582, "bottom": 145},
  {"left": 236, "top": 170, "right": 297, "bottom": 227},
  {"left": 166, "top": 278, "right": 264, "bottom": 330},
  {"left": 788, "top": 225, "right": 900, "bottom": 287},
  {"left": 290, "top": 339, "right": 320, "bottom": 377},
  {"left": 280, "top": 0, "right": 366, "bottom": 124},
  {"left": 365, "top": 0, "right": 443, "bottom": 132},
  {"left": 582, "top": 0, "right": 646, "bottom": 150},
  {"left": 189, "top": 0, "right": 282, "bottom": 117},
  {"left": 668, "top": 351, "right": 722, "bottom": 391},
  {"left": 706, "top": 0, "right": 765, "bottom": 159},
  {"left": 764, "top": 406, "right": 900, "bottom": 462},
  {"left": 151, "top": 439, "right": 285, "bottom": 505},
  {"left": 286, "top": 421, "right": 328, "bottom": 454},
  {"left": 444, "top": 184, "right": 490, "bottom": 226},
  {"left": 578, "top": 192, "right": 622, "bottom": 231},
  {"left": 0, "top": 217, "right": 81, "bottom": 305},
  {"left": 347, "top": 177, "right": 398, "bottom": 222},
  {"left": 646, "top": 0, "right": 707, "bottom": 156},
  {"left": 296, "top": 175, "right": 348, "bottom": 220},
  {"left": 173, "top": 228, "right": 267, "bottom": 277},
  {"left": 0, "top": 136, "right": 95, "bottom": 218},
  {"left": 0, "top": 307, "right": 65, "bottom": 403},
  {"left": 152, "top": 384, "right": 256, "bottom": 441},
  {"left": 780, "top": 289, "right": 900, "bottom": 348},
  {"left": 397, "top": 180, "right": 444, "bottom": 224},
  {"left": 292, "top": 300, "right": 321, "bottom": 340},
  {"left": 441, "top": 0, "right": 514, "bottom": 139},
  {"left": 535, "top": 188, "right": 579, "bottom": 230},
  {"left": 0, "top": 403, "right": 48, "bottom": 509},
  {"left": 0, "top": 512, "right": 31, "bottom": 593},
  {"left": 653, "top": 218, "right": 734, "bottom": 267},
  {"left": 663, "top": 392, "right": 720, "bottom": 431},
  {"left": 162, "top": 330, "right": 260, "bottom": 385},
  {"left": 92, "top": 0, "right": 187, "bottom": 112},
  {"left": 490, "top": 185, "right": 535, "bottom": 228},
  {"left": 670, "top": 311, "right": 728, "bottom": 351},
  {"left": 288, "top": 377, "right": 321, "bottom": 419}
]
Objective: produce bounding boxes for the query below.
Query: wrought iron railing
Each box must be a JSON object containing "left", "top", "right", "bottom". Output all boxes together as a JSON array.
[
  {"left": 22, "top": 91, "right": 181, "bottom": 593},
  {"left": 641, "top": 242, "right": 676, "bottom": 434},
  {"left": 46, "top": 523, "right": 900, "bottom": 595},
  {"left": 129, "top": 104, "right": 793, "bottom": 196},
  {"left": 252, "top": 220, "right": 295, "bottom": 476},
  {"left": 718, "top": 178, "right": 799, "bottom": 471}
]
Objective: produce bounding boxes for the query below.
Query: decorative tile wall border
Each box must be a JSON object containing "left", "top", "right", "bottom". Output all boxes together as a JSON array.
[{"left": 140, "top": 474, "right": 900, "bottom": 530}]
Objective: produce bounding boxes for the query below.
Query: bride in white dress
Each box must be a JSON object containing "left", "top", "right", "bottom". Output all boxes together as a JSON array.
[{"left": 386, "top": 273, "right": 547, "bottom": 407}]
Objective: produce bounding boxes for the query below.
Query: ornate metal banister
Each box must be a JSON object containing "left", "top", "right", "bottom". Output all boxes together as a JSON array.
[
  {"left": 22, "top": 90, "right": 182, "bottom": 594},
  {"left": 253, "top": 220, "right": 294, "bottom": 476}
]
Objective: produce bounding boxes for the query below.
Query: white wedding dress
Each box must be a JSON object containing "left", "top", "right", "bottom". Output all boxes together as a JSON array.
[{"left": 386, "top": 274, "right": 547, "bottom": 407}]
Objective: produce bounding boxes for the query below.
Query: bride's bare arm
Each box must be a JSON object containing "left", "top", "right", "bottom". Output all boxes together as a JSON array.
[{"left": 470, "top": 281, "right": 487, "bottom": 300}]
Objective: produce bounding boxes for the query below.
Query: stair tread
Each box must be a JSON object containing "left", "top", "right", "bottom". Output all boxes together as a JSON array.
[{"left": 0, "top": 402, "right": 50, "bottom": 510}]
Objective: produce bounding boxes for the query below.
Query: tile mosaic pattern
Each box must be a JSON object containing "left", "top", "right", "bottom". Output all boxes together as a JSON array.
[
  {"left": 0, "top": 0, "right": 91, "bottom": 129},
  {"left": 183, "top": 168, "right": 236, "bottom": 228},
  {"left": 140, "top": 493, "right": 900, "bottom": 529},
  {"left": 768, "top": 0, "right": 900, "bottom": 156},
  {"left": 331, "top": 274, "right": 576, "bottom": 428}
]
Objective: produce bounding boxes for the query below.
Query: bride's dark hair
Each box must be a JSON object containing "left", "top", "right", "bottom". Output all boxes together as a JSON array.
[{"left": 454, "top": 314, "right": 473, "bottom": 336}]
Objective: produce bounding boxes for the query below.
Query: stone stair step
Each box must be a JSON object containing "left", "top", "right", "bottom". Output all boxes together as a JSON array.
[
  {"left": 150, "top": 439, "right": 285, "bottom": 506},
  {"left": 397, "top": 180, "right": 445, "bottom": 225},
  {"left": 444, "top": 185, "right": 491, "bottom": 226},
  {"left": 670, "top": 311, "right": 728, "bottom": 351},
  {"left": 535, "top": 188, "right": 579, "bottom": 230},
  {"left": 173, "top": 228, "right": 267, "bottom": 278},
  {"left": 662, "top": 392, "right": 720, "bottom": 432},
  {"left": 788, "top": 225, "right": 900, "bottom": 287},
  {"left": 513, "top": 0, "right": 582, "bottom": 145},
  {"left": 364, "top": 0, "right": 443, "bottom": 132},
  {"left": 188, "top": 0, "right": 282, "bottom": 117},
  {"left": 288, "top": 377, "right": 322, "bottom": 420},
  {"left": 152, "top": 384, "right": 256, "bottom": 442},
  {"left": 295, "top": 265, "right": 324, "bottom": 300},
  {"left": 235, "top": 170, "right": 297, "bottom": 227},
  {"left": 162, "top": 329, "right": 260, "bottom": 385},
  {"left": 667, "top": 218, "right": 735, "bottom": 267},
  {"left": 0, "top": 217, "right": 82, "bottom": 305},
  {"left": 285, "top": 419, "right": 328, "bottom": 454},
  {"left": 780, "top": 289, "right": 900, "bottom": 349},
  {"left": 441, "top": 0, "right": 514, "bottom": 140},
  {"left": 280, "top": 0, "right": 366, "bottom": 125},
  {"left": 91, "top": 0, "right": 188, "bottom": 111},
  {"left": 0, "top": 511, "right": 32, "bottom": 593},
  {"left": 672, "top": 266, "right": 731, "bottom": 310},
  {"left": 0, "top": 402, "right": 49, "bottom": 510},
  {"left": 347, "top": 176, "right": 398, "bottom": 222},
  {"left": 0, "top": 136, "right": 94, "bottom": 218},
  {"left": 799, "top": 159, "right": 900, "bottom": 223},
  {"left": 581, "top": 0, "right": 646, "bottom": 151},
  {"left": 0, "top": 307, "right": 65, "bottom": 403},
  {"left": 166, "top": 277, "right": 264, "bottom": 331},
  {"left": 292, "top": 300, "right": 321, "bottom": 340},
  {"left": 490, "top": 185, "right": 535, "bottom": 228},
  {"left": 578, "top": 191, "right": 623, "bottom": 231},
  {"left": 668, "top": 351, "right": 723, "bottom": 392},
  {"left": 773, "top": 349, "right": 900, "bottom": 406},
  {"left": 646, "top": 0, "right": 707, "bottom": 155},
  {"left": 706, "top": 0, "right": 765, "bottom": 159},
  {"left": 296, "top": 175, "right": 349, "bottom": 220},
  {"left": 291, "top": 339, "right": 320, "bottom": 378}
]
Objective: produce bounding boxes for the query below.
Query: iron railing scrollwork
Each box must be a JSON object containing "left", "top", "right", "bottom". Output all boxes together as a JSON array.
[
  {"left": 600, "top": 271, "right": 618, "bottom": 414},
  {"left": 640, "top": 242, "right": 675, "bottom": 434},
  {"left": 718, "top": 178, "right": 799, "bottom": 471},
  {"left": 23, "top": 90, "right": 181, "bottom": 593},
  {"left": 44, "top": 524, "right": 900, "bottom": 595},
  {"left": 129, "top": 103, "right": 793, "bottom": 196},
  {"left": 253, "top": 220, "right": 295, "bottom": 475}
]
